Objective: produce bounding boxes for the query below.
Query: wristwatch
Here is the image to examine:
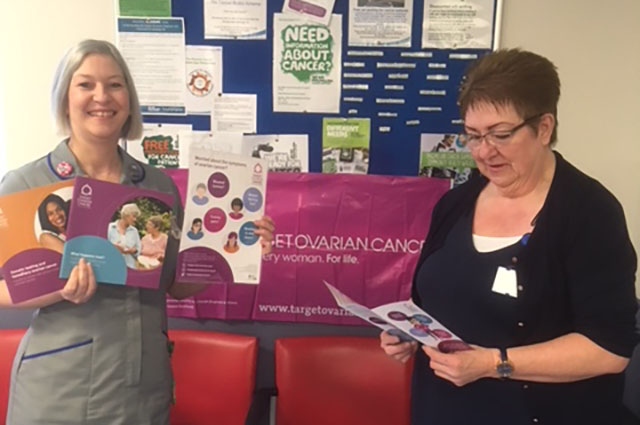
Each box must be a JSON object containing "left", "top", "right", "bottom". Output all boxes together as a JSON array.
[{"left": 496, "top": 347, "right": 514, "bottom": 379}]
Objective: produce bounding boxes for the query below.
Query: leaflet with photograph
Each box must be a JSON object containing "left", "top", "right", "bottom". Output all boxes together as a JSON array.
[
  {"left": 126, "top": 123, "right": 193, "bottom": 169},
  {"left": 242, "top": 134, "right": 309, "bottom": 173},
  {"left": 0, "top": 181, "right": 74, "bottom": 303},
  {"left": 60, "top": 177, "right": 175, "bottom": 289},
  {"left": 177, "top": 149, "right": 268, "bottom": 285},
  {"left": 324, "top": 281, "right": 471, "bottom": 352},
  {"left": 419, "top": 133, "right": 478, "bottom": 187},
  {"left": 322, "top": 118, "right": 370, "bottom": 174}
]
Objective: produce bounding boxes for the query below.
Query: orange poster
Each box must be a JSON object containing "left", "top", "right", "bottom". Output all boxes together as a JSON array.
[{"left": 0, "top": 180, "right": 74, "bottom": 303}]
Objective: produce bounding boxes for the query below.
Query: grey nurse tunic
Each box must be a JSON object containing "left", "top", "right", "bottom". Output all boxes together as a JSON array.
[{"left": 1, "top": 140, "right": 183, "bottom": 425}]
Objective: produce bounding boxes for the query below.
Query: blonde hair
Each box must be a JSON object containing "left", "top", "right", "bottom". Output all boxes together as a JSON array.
[
  {"left": 120, "top": 203, "right": 141, "bottom": 218},
  {"left": 51, "top": 39, "right": 143, "bottom": 140}
]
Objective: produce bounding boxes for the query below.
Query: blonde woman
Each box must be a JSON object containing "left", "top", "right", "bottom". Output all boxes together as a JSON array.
[{"left": 0, "top": 39, "right": 276, "bottom": 425}]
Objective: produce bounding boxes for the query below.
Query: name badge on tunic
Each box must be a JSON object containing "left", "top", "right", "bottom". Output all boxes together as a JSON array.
[{"left": 491, "top": 266, "right": 518, "bottom": 298}]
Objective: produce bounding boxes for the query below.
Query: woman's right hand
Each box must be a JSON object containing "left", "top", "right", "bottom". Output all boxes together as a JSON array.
[
  {"left": 61, "top": 258, "right": 97, "bottom": 304},
  {"left": 380, "top": 330, "right": 418, "bottom": 363}
]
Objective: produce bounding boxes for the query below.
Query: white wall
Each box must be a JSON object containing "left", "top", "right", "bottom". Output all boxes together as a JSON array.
[
  {"left": 0, "top": 0, "right": 115, "bottom": 168},
  {"left": 500, "top": 0, "right": 640, "bottom": 292},
  {"left": 1, "top": 0, "right": 639, "bottom": 290}
]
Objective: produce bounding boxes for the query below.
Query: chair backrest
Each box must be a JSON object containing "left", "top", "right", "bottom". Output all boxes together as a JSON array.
[
  {"left": 0, "top": 329, "right": 26, "bottom": 425},
  {"left": 168, "top": 329, "right": 258, "bottom": 425},
  {"left": 275, "top": 336, "right": 413, "bottom": 425}
]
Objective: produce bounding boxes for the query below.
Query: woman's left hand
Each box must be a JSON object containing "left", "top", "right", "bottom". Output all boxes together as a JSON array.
[
  {"left": 254, "top": 216, "right": 275, "bottom": 255},
  {"left": 422, "top": 345, "right": 496, "bottom": 387}
]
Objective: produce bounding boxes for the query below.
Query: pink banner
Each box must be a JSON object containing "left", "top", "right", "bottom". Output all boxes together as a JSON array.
[{"left": 164, "top": 170, "right": 449, "bottom": 325}]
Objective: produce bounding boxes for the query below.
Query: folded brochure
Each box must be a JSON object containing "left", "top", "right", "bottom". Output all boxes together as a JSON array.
[
  {"left": 324, "top": 280, "right": 471, "bottom": 353},
  {"left": 0, "top": 181, "right": 73, "bottom": 303},
  {"left": 60, "top": 177, "right": 175, "bottom": 289}
]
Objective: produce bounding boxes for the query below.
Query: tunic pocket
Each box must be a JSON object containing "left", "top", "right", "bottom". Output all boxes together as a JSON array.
[{"left": 9, "top": 339, "right": 94, "bottom": 424}]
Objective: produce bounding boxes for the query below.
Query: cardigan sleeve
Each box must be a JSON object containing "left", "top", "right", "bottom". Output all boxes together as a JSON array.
[{"left": 563, "top": 183, "right": 638, "bottom": 357}]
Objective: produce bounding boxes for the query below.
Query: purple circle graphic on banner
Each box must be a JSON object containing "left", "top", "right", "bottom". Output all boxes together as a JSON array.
[
  {"left": 243, "top": 188, "right": 263, "bottom": 212},
  {"left": 239, "top": 221, "right": 259, "bottom": 245},
  {"left": 176, "top": 247, "right": 234, "bottom": 284},
  {"left": 208, "top": 172, "right": 230, "bottom": 198},
  {"left": 204, "top": 207, "right": 226, "bottom": 233}
]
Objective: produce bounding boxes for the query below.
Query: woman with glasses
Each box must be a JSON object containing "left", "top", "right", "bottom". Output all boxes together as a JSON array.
[{"left": 381, "top": 49, "right": 638, "bottom": 424}]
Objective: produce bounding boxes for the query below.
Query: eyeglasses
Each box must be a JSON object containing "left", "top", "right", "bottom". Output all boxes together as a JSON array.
[{"left": 461, "top": 113, "right": 544, "bottom": 151}]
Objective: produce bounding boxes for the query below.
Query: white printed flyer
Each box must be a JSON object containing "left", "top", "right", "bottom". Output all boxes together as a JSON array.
[
  {"left": 203, "top": 0, "right": 267, "bottom": 40},
  {"left": 422, "top": 0, "right": 496, "bottom": 49},
  {"left": 177, "top": 149, "right": 268, "bottom": 285},
  {"left": 273, "top": 13, "right": 342, "bottom": 113},
  {"left": 242, "top": 134, "right": 309, "bottom": 173},
  {"left": 185, "top": 45, "right": 223, "bottom": 115},
  {"left": 116, "top": 17, "right": 187, "bottom": 115},
  {"left": 183, "top": 131, "right": 243, "bottom": 160},
  {"left": 348, "top": 0, "right": 413, "bottom": 48},
  {"left": 211, "top": 94, "right": 257, "bottom": 134}
]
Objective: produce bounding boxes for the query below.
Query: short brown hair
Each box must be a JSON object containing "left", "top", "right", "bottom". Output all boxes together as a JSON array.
[{"left": 458, "top": 49, "right": 561, "bottom": 145}]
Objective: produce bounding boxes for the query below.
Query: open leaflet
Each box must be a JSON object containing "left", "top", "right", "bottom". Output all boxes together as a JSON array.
[
  {"left": 176, "top": 148, "right": 267, "bottom": 285},
  {"left": 60, "top": 177, "right": 175, "bottom": 289},
  {"left": 324, "top": 280, "right": 471, "bottom": 353}
]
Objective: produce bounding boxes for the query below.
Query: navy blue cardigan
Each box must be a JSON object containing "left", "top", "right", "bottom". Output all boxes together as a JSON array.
[{"left": 410, "top": 152, "right": 638, "bottom": 424}]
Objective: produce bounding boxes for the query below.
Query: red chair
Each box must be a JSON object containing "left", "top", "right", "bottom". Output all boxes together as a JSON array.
[
  {"left": 0, "top": 329, "right": 26, "bottom": 425},
  {"left": 275, "top": 336, "right": 413, "bottom": 425},
  {"left": 168, "top": 330, "right": 258, "bottom": 425}
]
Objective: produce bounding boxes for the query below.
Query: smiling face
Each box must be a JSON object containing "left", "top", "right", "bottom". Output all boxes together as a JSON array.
[
  {"left": 67, "top": 54, "right": 130, "bottom": 146},
  {"left": 464, "top": 103, "right": 553, "bottom": 192},
  {"left": 46, "top": 201, "right": 67, "bottom": 232}
]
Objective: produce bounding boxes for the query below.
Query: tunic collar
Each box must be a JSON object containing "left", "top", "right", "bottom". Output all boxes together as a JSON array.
[{"left": 48, "top": 139, "right": 146, "bottom": 185}]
